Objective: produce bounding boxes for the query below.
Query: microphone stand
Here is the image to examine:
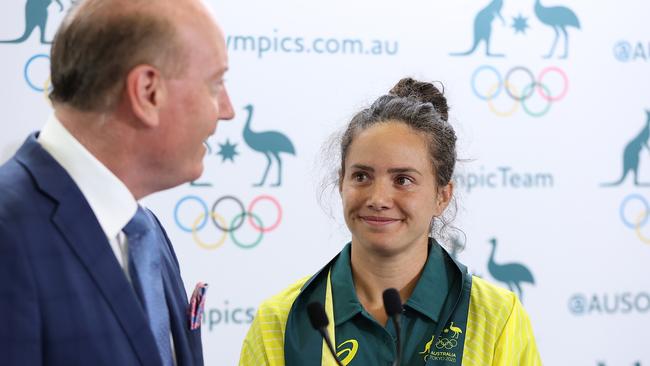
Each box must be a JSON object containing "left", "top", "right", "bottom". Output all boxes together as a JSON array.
[
  {"left": 307, "top": 302, "right": 344, "bottom": 366},
  {"left": 383, "top": 288, "right": 403, "bottom": 366}
]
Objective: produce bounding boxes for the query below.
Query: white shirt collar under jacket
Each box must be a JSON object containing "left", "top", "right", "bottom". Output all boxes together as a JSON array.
[{"left": 38, "top": 114, "right": 137, "bottom": 241}]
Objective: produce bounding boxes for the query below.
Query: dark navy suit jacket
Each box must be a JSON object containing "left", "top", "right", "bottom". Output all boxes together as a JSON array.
[{"left": 0, "top": 135, "right": 203, "bottom": 366}]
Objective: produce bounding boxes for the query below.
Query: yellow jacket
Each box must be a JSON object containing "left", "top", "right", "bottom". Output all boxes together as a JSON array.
[{"left": 240, "top": 275, "right": 541, "bottom": 365}]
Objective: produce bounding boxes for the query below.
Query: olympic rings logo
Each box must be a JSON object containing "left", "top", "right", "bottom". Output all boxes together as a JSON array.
[
  {"left": 435, "top": 337, "right": 458, "bottom": 350},
  {"left": 174, "top": 194, "right": 282, "bottom": 250},
  {"left": 619, "top": 194, "right": 650, "bottom": 244},
  {"left": 24, "top": 54, "right": 52, "bottom": 98},
  {"left": 471, "top": 65, "right": 569, "bottom": 117}
]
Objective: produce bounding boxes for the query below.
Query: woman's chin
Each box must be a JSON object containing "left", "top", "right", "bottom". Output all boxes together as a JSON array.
[{"left": 354, "top": 237, "right": 404, "bottom": 257}]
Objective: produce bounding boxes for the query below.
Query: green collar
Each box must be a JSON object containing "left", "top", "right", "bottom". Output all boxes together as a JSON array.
[
  {"left": 285, "top": 240, "right": 472, "bottom": 366},
  {"left": 330, "top": 239, "right": 456, "bottom": 326}
]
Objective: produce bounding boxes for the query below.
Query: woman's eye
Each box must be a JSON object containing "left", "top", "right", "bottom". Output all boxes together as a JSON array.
[
  {"left": 396, "top": 176, "right": 414, "bottom": 186},
  {"left": 352, "top": 172, "right": 368, "bottom": 182}
]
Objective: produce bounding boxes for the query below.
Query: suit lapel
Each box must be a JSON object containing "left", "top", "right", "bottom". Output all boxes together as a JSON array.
[
  {"left": 15, "top": 135, "right": 162, "bottom": 366},
  {"left": 162, "top": 263, "right": 198, "bottom": 366},
  {"left": 153, "top": 212, "right": 203, "bottom": 366}
]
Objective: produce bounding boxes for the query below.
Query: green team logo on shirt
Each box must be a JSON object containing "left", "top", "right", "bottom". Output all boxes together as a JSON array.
[
  {"left": 336, "top": 339, "right": 358, "bottom": 365},
  {"left": 420, "top": 322, "right": 465, "bottom": 363}
]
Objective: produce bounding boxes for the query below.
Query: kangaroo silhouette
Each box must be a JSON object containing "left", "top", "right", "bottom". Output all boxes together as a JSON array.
[
  {"left": 419, "top": 335, "right": 435, "bottom": 355},
  {"left": 533, "top": 0, "right": 581, "bottom": 59},
  {"left": 0, "top": 0, "right": 64, "bottom": 44},
  {"left": 242, "top": 104, "right": 296, "bottom": 187},
  {"left": 487, "top": 238, "right": 535, "bottom": 302},
  {"left": 602, "top": 110, "right": 650, "bottom": 187},
  {"left": 450, "top": 0, "right": 505, "bottom": 57}
]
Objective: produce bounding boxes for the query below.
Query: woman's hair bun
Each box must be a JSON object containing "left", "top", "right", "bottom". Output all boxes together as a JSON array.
[{"left": 389, "top": 77, "right": 449, "bottom": 122}]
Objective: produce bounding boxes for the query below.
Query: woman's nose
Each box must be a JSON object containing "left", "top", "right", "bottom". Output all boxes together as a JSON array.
[{"left": 366, "top": 181, "right": 392, "bottom": 210}]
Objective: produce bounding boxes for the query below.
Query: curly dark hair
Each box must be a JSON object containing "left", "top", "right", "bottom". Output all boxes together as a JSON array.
[{"left": 340, "top": 77, "right": 457, "bottom": 188}]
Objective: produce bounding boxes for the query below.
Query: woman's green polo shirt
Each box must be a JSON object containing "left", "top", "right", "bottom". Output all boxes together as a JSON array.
[{"left": 239, "top": 240, "right": 541, "bottom": 366}]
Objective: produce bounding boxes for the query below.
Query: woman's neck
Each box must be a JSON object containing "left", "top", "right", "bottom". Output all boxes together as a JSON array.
[{"left": 350, "top": 239, "right": 429, "bottom": 325}]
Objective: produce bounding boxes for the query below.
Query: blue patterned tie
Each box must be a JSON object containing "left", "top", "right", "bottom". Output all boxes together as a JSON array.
[{"left": 124, "top": 206, "right": 173, "bottom": 366}]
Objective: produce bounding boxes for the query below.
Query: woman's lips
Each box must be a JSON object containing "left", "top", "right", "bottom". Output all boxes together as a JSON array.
[{"left": 359, "top": 215, "right": 401, "bottom": 226}]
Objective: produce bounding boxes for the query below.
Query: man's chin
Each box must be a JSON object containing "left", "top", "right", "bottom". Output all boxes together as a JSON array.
[{"left": 189, "top": 164, "right": 205, "bottom": 183}]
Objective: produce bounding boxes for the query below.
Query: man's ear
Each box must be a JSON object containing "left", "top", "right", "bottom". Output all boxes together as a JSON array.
[{"left": 125, "top": 65, "right": 166, "bottom": 128}]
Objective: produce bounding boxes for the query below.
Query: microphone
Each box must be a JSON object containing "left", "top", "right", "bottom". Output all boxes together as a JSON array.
[
  {"left": 383, "top": 288, "right": 403, "bottom": 366},
  {"left": 307, "top": 302, "right": 344, "bottom": 366}
]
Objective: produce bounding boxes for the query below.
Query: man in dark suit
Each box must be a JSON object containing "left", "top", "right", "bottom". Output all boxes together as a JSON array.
[{"left": 0, "top": 0, "right": 234, "bottom": 364}]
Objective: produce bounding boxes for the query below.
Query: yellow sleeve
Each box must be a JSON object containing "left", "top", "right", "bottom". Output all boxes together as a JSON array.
[
  {"left": 492, "top": 296, "right": 542, "bottom": 365},
  {"left": 239, "top": 308, "right": 272, "bottom": 366},
  {"left": 239, "top": 276, "right": 310, "bottom": 366},
  {"left": 462, "top": 276, "right": 542, "bottom": 366}
]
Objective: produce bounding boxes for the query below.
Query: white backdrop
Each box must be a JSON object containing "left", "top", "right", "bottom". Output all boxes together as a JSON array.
[{"left": 1, "top": 0, "right": 649, "bottom": 365}]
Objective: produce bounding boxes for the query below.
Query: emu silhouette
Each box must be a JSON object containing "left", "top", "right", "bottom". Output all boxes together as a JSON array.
[
  {"left": 450, "top": 0, "right": 505, "bottom": 57},
  {"left": 487, "top": 238, "right": 535, "bottom": 302},
  {"left": 444, "top": 322, "right": 462, "bottom": 339},
  {"left": 602, "top": 110, "right": 650, "bottom": 187},
  {"left": 534, "top": 0, "right": 581, "bottom": 59},
  {"left": 0, "top": 0, "right": 63, "bottom": 44},
  {"left": 242, "top": 105, "right": 295, "bottom": 187}
]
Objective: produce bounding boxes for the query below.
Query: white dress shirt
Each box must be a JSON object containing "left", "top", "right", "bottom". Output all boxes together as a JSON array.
[{"left": 38, "top": 114, "right": 137, "bottom": 275}]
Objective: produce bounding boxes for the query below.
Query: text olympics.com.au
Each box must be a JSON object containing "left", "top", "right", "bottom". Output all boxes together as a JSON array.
[{"left": 226, "top": 31, "right": 399, "bottom": 58}]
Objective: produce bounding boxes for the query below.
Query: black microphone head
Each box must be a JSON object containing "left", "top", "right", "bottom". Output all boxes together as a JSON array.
[
  {"left": 307, "top": 302, "right": 329, "bottom": 329},
  {"left": 383, "top": 288, "right": 403, "bottom": 317}
]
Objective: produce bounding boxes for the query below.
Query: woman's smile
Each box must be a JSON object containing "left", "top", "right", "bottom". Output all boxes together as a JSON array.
[{"left": 358, "top": 215, "right": 402, "bottom": 227}]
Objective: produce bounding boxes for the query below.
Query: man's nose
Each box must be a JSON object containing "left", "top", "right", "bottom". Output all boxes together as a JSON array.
[{"left": 218, "top": 87, "right": 235, "bottom": 121}]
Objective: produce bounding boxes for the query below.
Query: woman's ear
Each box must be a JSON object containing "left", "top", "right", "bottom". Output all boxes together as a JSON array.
[{"left": 434, "top": 182, "right": 453, "bottom": 216}]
